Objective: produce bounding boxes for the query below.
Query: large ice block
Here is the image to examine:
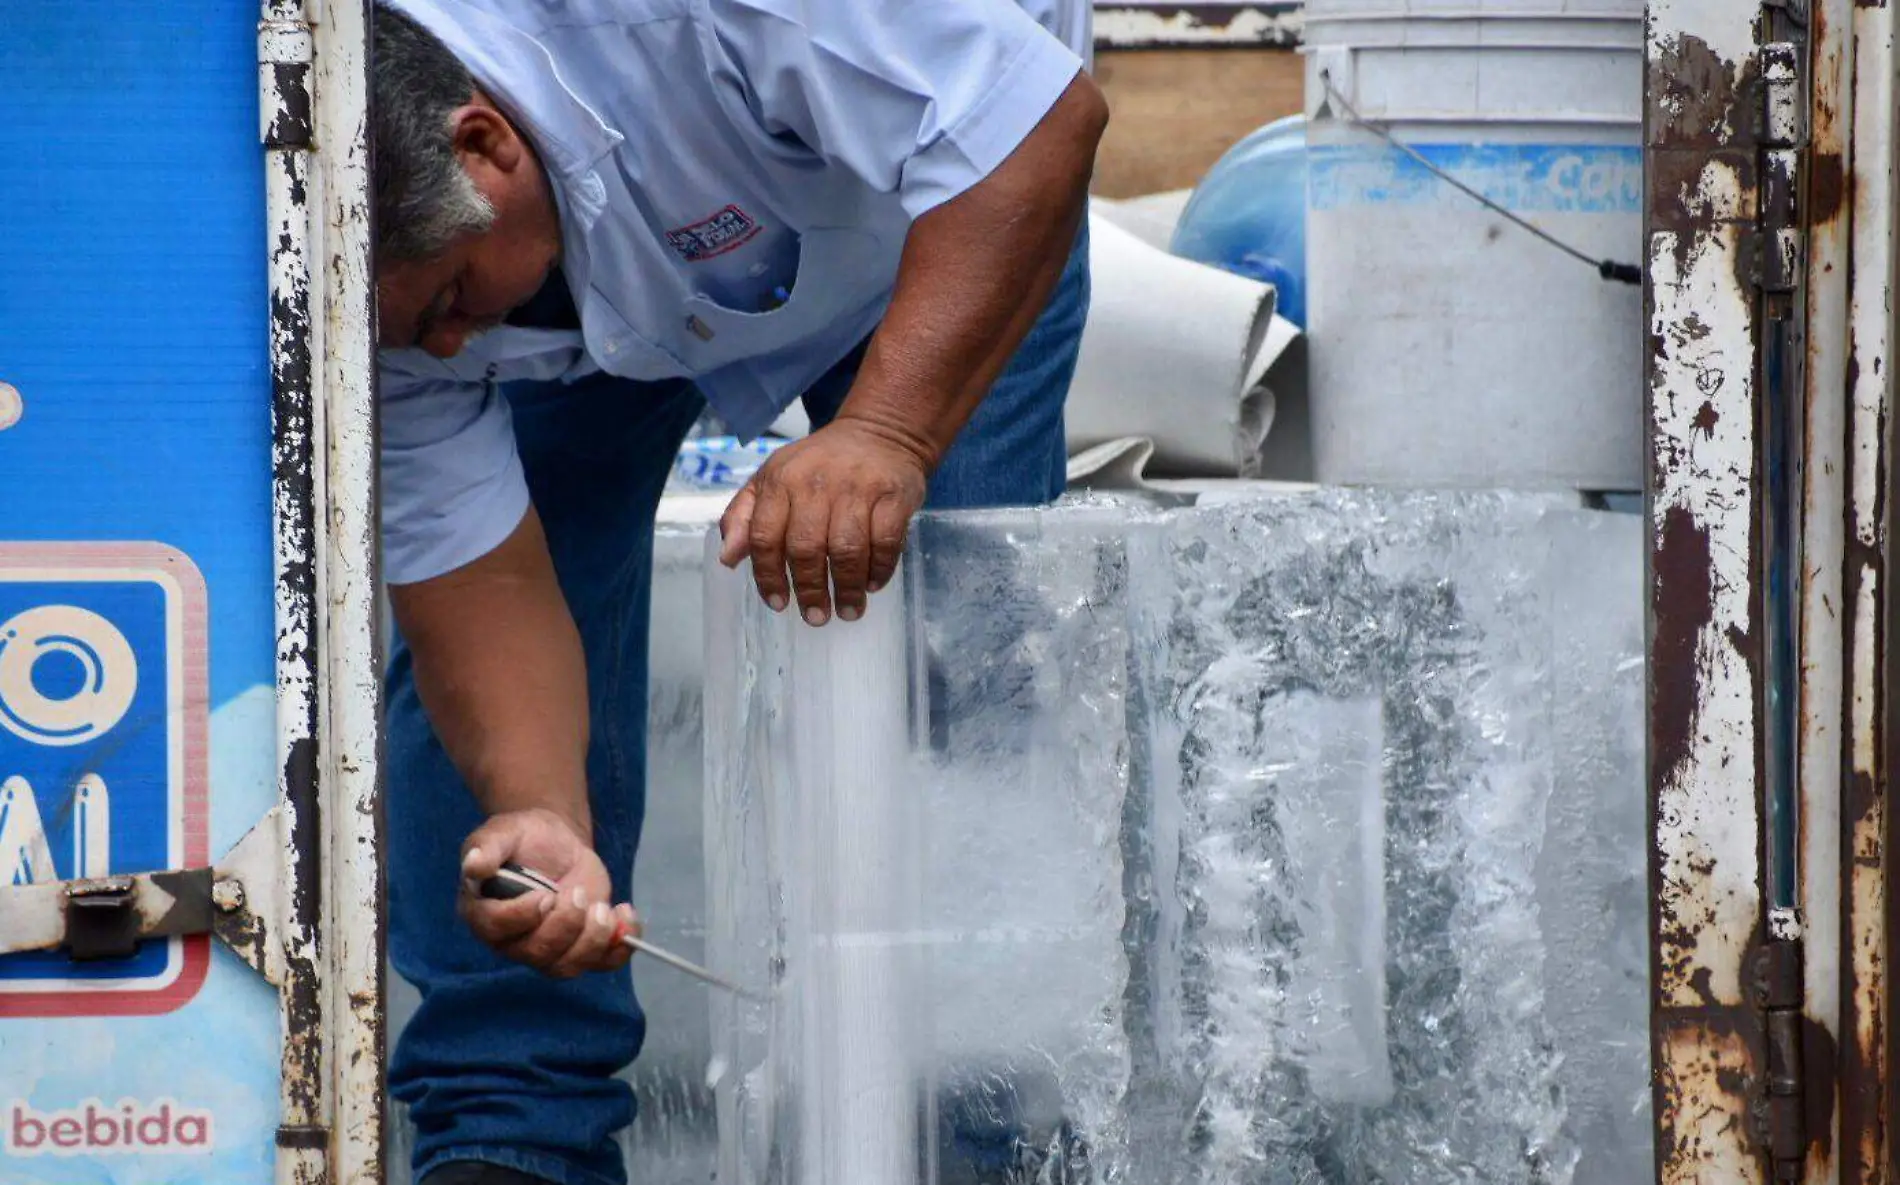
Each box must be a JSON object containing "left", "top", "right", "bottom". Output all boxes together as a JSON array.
[
  {"left": 704, "top": 490, "right": 1649, "bottom": 1184},
  {"left": 705, "top": 509, "right": 1138, "bottom": 1184}
]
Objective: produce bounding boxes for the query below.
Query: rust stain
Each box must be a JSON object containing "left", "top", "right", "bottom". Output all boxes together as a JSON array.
[
  {"left": 1648, "top": 35, "right": 1755, "bottom": 149},
  {"left": 1842, "top": 539, "right": 1891, "bottom": 1183},
  {"left": 1841, "top": 772, "right": 1889, "bottom": 1184},
  {"left": 1811, "top": 153, "right": 1848, "bottom": 226},
  {"left": 1656, "top": 1012, "right": 1765, "bottom": 1183},
  {"left": 1651, "top": 506, "right": 1715, "bottom": 792},
  {"left": 1649, "top": 150, "right": 1759, "bottom": 234},
  {"left": 1726, "top": 620, "right": 1760, "bottom": 669},
  {"left": 1646, "top": 34, "right": 1760, "bottom": 290},
  {"left": 1805, "top": 1015, "right": 1841, "bottom": 1166},
  {"left": 1840, "top": 170, "right": 1893, "bottom": 1168},
  {"left": 1692, "top": 401, "right": 1721, "bottom": 437}
]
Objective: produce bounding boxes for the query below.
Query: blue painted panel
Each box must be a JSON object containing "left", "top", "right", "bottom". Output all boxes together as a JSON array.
[
  {"left": 0, "top": 3, "right": 284, "bottom": 1181},
  {"left": 0, "top": 1, "right": 275, "bottom": 707}
]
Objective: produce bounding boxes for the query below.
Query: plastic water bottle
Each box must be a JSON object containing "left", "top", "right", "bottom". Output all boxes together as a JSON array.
[
  {"left": 672, "top": 435, "right": 789, "bottom": 491},
  {"left": 1170, "top": 114, "right": 1308, "bottom": 327}
]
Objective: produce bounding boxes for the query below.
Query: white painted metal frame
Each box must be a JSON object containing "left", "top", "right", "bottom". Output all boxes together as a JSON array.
[
  {"left": 261, "top": 0, "right": 384, "bottom": 1180},
  {"left": 313, "top": 0, "right": 386, "bottom": 1180},
  {"left": 1836, "top": 0, "right": 1897, "bottom": 1178},
  {"left": 1645, "top": 0, "right": 1770, "bottom": 1180},
  {"left": 1800, "top": 0, "right": 1851, "bottom": 1174},
  {"left": 260, "top": 2, "right": 331, "bottom": 1179}
]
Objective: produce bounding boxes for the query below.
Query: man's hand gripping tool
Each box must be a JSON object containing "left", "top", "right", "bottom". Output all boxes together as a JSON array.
[{"left": 478, "top": 862, "right": 767, "bottom": 1002}]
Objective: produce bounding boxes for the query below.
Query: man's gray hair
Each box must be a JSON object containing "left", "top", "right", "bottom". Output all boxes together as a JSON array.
[{"left": 372, "top": 4, "right": 496, "bottom": 262}]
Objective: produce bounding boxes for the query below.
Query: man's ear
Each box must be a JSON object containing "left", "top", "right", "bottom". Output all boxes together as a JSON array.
[{"left": 451, "top": 101, "right": 524, "bottom": 176}]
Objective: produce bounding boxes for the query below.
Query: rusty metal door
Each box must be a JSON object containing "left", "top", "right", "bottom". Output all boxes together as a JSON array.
[{"left": 1646, "top": 0, "right": 1898, "bottom": 1181}]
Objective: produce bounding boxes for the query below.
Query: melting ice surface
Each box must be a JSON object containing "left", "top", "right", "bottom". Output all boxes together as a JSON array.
[{"left": 699, "top": 491, "right": 1650, "bottom": 1185}]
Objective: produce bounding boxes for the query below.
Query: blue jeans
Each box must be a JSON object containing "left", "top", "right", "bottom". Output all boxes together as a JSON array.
[{"left": 386, "top": 228, "right": 1089, "bottom": 1185}]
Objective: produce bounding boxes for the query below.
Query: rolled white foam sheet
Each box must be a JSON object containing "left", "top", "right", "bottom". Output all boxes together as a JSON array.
[
  {"left": 1089, "top": 188, "right": 1195, "bottom": 252},
  {"left": 1067, "top": 206, "right": 1300, "bottom": 478}
]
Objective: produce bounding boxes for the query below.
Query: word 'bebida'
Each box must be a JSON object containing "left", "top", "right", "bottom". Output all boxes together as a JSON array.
[{"left": 7, "top": 1099, "right": 213, "bottom": 1155}]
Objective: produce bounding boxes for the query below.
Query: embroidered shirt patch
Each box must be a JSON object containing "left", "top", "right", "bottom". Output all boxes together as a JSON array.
[{"left": 665, "top": 205, "right": 762, "bottom": 262}]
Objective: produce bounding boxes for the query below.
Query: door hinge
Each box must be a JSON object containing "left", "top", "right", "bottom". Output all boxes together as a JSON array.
[
  {"left": 1751, "top": 936, "right": 1808, "bottom": 1181},
  {"left": 1749, "top": 9, "right": 1812, "bottom": 1178},
  {"left": 1756, "top": 39, "right": 1806, "bottom": 297}
]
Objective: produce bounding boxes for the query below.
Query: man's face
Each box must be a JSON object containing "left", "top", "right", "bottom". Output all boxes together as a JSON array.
[
  {"left": 375, "top": 99, "right": 562, "bottom": 358},
  {"left": 378, "top": 226, "right": 557, "bottom": 358}
]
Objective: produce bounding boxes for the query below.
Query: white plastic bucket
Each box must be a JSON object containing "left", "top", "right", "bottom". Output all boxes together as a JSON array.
[{"left": 1301, "top": 0, "right": 1645, "bottom": 491}]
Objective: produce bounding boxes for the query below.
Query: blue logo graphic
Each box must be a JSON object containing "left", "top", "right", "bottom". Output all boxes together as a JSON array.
[
  {"left": 0, "top": 604, "right": 140, "bottom": 747},
  {"left": 0, "top": 564, "right": 192, "bottom": 996},
  {"left": 1308, "top": 143, "right": 1643, "bottom": 215}
]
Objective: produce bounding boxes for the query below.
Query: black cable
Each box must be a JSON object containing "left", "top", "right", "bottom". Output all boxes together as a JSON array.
[{"left": 1320, "top": 73, "right": 1644, "bottom": 287}]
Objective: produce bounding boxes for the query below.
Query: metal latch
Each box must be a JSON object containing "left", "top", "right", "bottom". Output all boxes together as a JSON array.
[
  {"left": 0, "top": 808, "right": 288, "bottom": 985},
  {"left": 64, "top": 873, "right": 208, "bottom": 961},
  {"left": 64, "top": 880, "right": 140, "bottom": 961}
]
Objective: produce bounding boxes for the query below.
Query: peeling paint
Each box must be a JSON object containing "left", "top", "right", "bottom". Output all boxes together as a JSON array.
[
  {"left": 1648, "top": 7, "right": 1772, "bottom": 1182},
  {"left": 1648, "top": 32, "right": 1759, "bottom": 149},
  {"left": 263, "top": 5, "right": 333, "bottom": 1178},
  {"left": 1658, "top": 1016, "right": 1765, "bottom": 1182},
  {"left": 266, "top": 62, "right": 313, "bottom": 150},
  {"left": 1649, "top": 211, "right": 1764, "bottom": 1010},
  {"left": 1092, "top": 3, "right": 1300, "bottom": 47}
]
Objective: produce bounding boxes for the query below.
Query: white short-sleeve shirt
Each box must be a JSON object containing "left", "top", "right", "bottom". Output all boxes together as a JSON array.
[{"left": 378, "top": 0, "right": 1090, "bottom": 584}]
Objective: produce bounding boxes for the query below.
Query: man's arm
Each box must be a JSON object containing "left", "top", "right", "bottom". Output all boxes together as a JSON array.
[
  {"left": 390, "top": 510, "right": 634, "bottom": 977},
  {"left": 719, "top": 73, "right": 1108, "bottom": 622},
  {"left": 390, "top": 508, "right": 590, "bottom": 829}
]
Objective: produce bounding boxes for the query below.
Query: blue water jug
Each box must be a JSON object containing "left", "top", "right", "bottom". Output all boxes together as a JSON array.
[{"left": 1170, "top": 114, "right": 1308, "bottom": 327}]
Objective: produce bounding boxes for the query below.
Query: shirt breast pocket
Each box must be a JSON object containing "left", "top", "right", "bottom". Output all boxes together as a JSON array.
[{"left": 668, "top": 227, "right": 891, "bottom": 371}]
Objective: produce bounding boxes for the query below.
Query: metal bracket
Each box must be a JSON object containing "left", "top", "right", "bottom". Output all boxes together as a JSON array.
[
  {"left": 0, "top": 806, "right": 289, "bottom": 985},
  {"left": 257, "top": 15, "right": 315, "bottom": 150},
  {"left": 210, "top": 805, "right": 290, "bottom": 984}
]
